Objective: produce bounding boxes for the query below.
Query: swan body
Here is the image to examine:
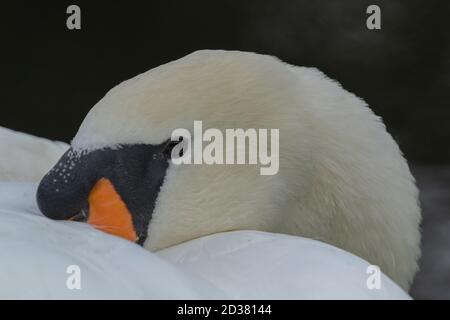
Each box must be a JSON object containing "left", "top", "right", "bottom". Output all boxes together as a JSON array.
[
  {"left": 0, "top": 126, "right": 68, "bottom": 182},
  {"left": 0, "top": 182, "right": 409, "bottom": 299}
]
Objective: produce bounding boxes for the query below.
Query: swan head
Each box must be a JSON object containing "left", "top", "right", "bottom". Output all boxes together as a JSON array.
[{"left": 37, "top": 50, "right": 314, "bottom": 249}]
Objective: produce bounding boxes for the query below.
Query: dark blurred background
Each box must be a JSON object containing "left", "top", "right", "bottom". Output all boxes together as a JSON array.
[{"left": 0, "top": 1, "right": 448, "bottom": 299}]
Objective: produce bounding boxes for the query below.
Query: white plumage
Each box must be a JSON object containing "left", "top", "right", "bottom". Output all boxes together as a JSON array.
[
  {"left": 0, "top": 126, "right": 68, "bottom": 182},
  {"left": 71, "top": 50, "right": 420, "bottom": 290},
  {"left": 0, "top": 182, "right": 408, "bottom": 299}
]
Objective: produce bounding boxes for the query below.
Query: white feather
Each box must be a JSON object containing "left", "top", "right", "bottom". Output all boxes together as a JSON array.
[
  {"left": 0, "top": 126, "right": 68, "bottom": 182},
  {"left": 0, "top": 183, "right": 409, "bottom": 299}
]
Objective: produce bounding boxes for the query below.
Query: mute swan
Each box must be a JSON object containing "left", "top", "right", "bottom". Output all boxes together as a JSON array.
[{"left": 35, "top": 50, "right": 421, "bottom": 291}]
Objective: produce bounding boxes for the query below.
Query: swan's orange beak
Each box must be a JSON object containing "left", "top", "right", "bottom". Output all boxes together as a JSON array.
[{"left": 87, "top": 178, "right": 138, "bottom": 242}]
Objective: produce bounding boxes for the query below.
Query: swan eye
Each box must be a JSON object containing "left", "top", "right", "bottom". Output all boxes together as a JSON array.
[{"left": 163, "top": 137, "right": 184, "bottom": 158}]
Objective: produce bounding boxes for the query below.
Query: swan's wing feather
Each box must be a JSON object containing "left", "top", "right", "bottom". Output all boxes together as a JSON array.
[
  {"left": 0, "top": 127, "right": 69, "bottom": 182},
  {"left": 0, "top": 182, "right": 410, "bottom": 299},
  {"left": 159, "top": 231, "right": 411, "bottom": 300}
]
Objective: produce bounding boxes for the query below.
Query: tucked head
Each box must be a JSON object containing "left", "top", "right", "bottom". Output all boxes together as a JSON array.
[
  {"left": 36, "top": 50, "right": 421, "bottom": 291},
  {"left": 36, "top": 50, "right": 310, "bottom": 250}
]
